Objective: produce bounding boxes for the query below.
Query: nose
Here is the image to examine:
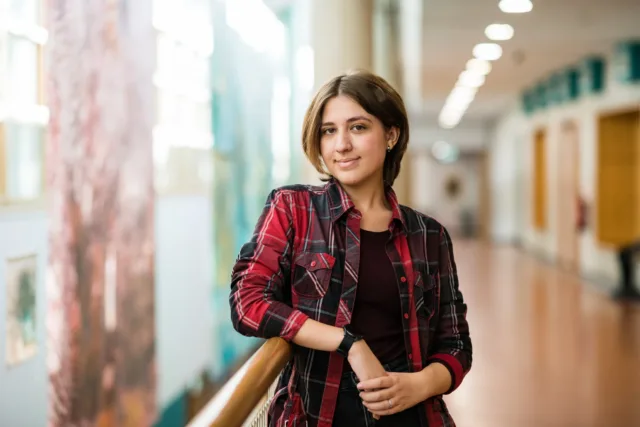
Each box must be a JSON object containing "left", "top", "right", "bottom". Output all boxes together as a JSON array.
[{"left": 335, "top": 129, "right": 352, "bottom": 153}]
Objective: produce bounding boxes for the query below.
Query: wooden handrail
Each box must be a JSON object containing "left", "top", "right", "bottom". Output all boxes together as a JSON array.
[{"left": 187, "top": 338, "right": 292, "bottom": 427}]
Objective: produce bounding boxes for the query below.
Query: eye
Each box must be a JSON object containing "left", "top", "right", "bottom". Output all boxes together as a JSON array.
[
  {"left": 351, "top": 124, "right": 366, "bottom": 131},
  {"left": 321, "top": 128, "right": 336, "bottom": 135}
]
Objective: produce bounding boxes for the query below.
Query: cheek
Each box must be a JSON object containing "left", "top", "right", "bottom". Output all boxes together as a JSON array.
[
  {"left": 320, "top": 139, "right": 333, "bottom": 166},
  {"left": 359, "top": 137, "right": 386, "bottom": 162}
]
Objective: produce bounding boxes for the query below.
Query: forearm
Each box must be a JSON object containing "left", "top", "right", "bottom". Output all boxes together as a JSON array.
[
  {"left": 419, "top": 362, "right": 452, "bottom": 399},
  {"left": 292, "top": 318, "right": 344, "bottom": 352}
]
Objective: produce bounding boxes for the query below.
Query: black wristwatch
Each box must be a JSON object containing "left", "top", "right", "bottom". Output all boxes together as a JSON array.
[{"left": 336, "top": 326, "right": 364, "bottom": 358}]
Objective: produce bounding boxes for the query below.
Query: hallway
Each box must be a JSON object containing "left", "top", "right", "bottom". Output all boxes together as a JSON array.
[{"left": 445, "top": 241, "right": 640, "bottom": 427}]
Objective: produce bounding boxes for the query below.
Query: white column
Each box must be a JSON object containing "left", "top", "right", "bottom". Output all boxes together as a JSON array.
[
  {"left": 311, "top": 0, "right": 374, "bottom": 90},
  {"left": 302, "top": 0, "right": 374, "bottom": 184}
]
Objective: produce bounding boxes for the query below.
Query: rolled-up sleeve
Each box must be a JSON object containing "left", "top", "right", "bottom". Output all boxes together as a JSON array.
[
  {"left": 426, "top": 226, "right": 472, "bottom": 394},
  {"left": 229, "top": 189, "right": 309, "bottom": 341}
]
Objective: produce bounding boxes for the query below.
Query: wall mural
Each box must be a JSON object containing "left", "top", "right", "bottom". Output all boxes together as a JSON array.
[{"left": 46, "top": 0, "right": 156, "bottom": 426}]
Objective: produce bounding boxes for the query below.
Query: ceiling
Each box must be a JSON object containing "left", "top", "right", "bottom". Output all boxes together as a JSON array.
[
  {"left": 420, "top": 0, "right": 640, "bottom": 121},
  {"left": 262, "top": 0, "right": 640, "bottom": 125}
]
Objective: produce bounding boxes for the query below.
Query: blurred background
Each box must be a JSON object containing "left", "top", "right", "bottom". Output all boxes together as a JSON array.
[{"left": 0, "top": 0, "right": 639, "bottom": 426}]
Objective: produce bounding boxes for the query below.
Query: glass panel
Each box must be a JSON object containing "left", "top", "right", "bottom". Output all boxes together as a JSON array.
[
  {"left": 5, "top": 123, "right": 44, "bottom": 199},
  {"left": 194, "top": 103, "right": 211, "bottom": 132},
  {"left": 156, "top": 33, "right": 174, "bottom": 75},
  {"left": 8, "top": 0, "right": 40, "bottom": 25},
  {"left": 192, "top": 55, "right": 209, "bottom": 92},
  {"left": 7, "top": 36, "right": 39, "bottom": 105}
]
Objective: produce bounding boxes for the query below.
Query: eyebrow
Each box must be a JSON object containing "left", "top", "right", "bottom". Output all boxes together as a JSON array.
[{"left": 321, "top": 116, "right": 373, "bottom": 127}]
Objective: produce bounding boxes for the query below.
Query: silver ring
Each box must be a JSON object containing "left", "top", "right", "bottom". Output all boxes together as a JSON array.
[{"left": 387, "top": 399, "right": 392, "bottom": 409}]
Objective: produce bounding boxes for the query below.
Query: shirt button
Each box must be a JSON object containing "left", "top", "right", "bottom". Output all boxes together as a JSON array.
[
  {"left": 408, "top": 353, "right": 413, "bottom": 360},
  {"left": 404, "top": 313, "right": 409, "bottom": 319},
  {"left": 400, "top": 277, "right": 407, "bottom": 282},
  {"left": 310, "top": 261, "right": 317, "bottom": 267}
]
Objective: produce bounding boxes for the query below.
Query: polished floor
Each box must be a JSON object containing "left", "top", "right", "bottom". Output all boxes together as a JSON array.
[{"left": 444, "top": 240, "right": 640, "bottom": 427}]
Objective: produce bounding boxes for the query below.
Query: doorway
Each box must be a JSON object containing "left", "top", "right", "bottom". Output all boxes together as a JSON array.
[
  {"left": 533, "top": 129, "right": 548, "bottom": 232},
  {"left": 596, "top": 109, "right": 640, "bottom": 248}
]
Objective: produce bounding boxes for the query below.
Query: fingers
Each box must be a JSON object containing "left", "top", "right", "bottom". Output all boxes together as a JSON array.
[
  {"left": 359, "top": 388, "right": 393, "bottom": 403},
  {"left": 362, "top": 398, "right": 393, "bottom": 412},
  {"left": 357, "top": 375, "right": 394, "bottom": 391},
  {"left": 364, "top": 401, "right": 401, "bottom": 417}
]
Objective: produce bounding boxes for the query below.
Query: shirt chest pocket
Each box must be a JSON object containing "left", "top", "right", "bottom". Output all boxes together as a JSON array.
[
  {"left": 414, "top": 271, "right": 438, "bottom": 321},
  {"left": 292, "top": 251, "right": 335, "bottom": 299}
]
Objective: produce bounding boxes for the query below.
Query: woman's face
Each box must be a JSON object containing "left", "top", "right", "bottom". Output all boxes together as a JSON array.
[{"left": 320, "top": 95, "right": 397, "bottom": 189}]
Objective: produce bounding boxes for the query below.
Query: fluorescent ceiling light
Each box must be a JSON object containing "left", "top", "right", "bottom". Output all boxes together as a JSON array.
[
  {"left": 499, "top": 0, "right": 533, "bottom": 14},
  {"left": 473, "top": 43, "right": 503, "bottom": 61},
  {"left": 466, "top": 58, "right": 492, "bottom": 75},
  {"left": 457, "top": 70, "right": 486, "bottom": 88},
  {"left": 485, "top": 23, "right": 514, "bottom": 41}
]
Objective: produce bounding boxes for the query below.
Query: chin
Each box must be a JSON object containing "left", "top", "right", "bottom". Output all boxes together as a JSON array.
[{"left": 331, "top": 170, "right": 371, "bottom": 187}]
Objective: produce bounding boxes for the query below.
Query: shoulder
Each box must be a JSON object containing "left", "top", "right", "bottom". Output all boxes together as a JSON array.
[
  {"left": 266, "top": 183, "right": 328, "bottom": 208},
  {"left": 269, "top": 183, "right": 326, "bottom": 200},
  {"left": 399, "top": 205, "right": 448, "bottom": 236}
]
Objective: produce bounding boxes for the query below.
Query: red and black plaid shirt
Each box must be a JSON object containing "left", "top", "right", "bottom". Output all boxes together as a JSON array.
[{"left": 230, "top": 178, "right": 472, "bottom": 427}]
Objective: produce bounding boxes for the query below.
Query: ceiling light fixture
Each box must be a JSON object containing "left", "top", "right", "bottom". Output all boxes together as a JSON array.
[
  {"left": 466, "top": 58, "right": 492, "bottom": 75},
  {"left": 457, "top": 70, "right": 486, "bottom": 88},
  {"left": 499, "top": 0, "right": 533, "bottom": 14},
  {"left": 485, "top": 23, "right": 514, "bottom": 41},
  {"left": 473, "top": 43, "right": 503, "bottom": 61}
]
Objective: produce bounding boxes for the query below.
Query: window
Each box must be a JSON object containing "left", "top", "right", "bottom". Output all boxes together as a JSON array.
[
  {"left": 152, "top": 0, "right": 214, "bottom": 195},
  {"left": 0, "top": 0, "right": 47, "bottom": 203}
]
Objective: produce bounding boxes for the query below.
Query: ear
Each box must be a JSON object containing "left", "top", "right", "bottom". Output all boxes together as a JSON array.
[{"left": 386, "top": 127, "right": 400, "bottom": 149}]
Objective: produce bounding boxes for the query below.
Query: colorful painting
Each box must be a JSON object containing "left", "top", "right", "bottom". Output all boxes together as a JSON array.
[
  {"left": 46, "top": 0, "right": 156, "bottom": 426},
  {"left": 5, "top": 254, "right": 38, "bottom": 366}
]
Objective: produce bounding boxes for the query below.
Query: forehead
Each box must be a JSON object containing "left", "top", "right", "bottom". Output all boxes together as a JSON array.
[{"left": 321, "top": 95, "right": 371, "bottom": 122}]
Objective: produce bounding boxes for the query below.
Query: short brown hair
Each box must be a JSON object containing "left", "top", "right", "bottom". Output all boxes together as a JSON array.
[{"left": 301, "top": 69, "right": 410, "bottom": 186}]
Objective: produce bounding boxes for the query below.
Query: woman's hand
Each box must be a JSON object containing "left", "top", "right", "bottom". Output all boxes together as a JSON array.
[
  {"left": 347, "top": 340, "right": 387, "bottom": 383},
  {"left": 356, "top": 371, "right": 429, "bottom": 417}
]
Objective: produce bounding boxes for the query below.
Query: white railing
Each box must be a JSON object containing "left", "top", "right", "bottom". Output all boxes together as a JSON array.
[{"left": 242, "top": 380, "right": 278, "bottom": 427}]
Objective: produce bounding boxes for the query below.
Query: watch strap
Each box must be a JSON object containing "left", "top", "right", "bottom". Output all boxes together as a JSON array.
[{"left": 337, "top": 326, "right": 363, "bottom": 358}]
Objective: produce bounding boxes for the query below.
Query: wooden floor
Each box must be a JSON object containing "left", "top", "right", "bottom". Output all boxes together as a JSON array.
[{"left": 445, "top": 240, "right": 640, "bottom": 427}]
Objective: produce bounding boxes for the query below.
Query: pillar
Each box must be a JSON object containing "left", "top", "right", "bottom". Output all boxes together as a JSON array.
[{"left": 311, "top": 0, "right": 374, "bottom": 89}]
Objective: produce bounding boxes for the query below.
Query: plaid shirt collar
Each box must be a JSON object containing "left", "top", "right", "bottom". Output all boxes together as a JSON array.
[{"left": 324, "top": 177, "right": 406, "bottom": 231}]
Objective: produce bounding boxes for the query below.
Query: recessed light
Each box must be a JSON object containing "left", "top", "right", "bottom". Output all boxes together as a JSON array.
[
  {"left": 473, "top": 43, "right": 503, "bottom": 61},
  {"left": 485, "top": 23, "right": 514, "bottom": 41},
  {"left": 499, "top": 0, "right": 533, "bottom": 14}
]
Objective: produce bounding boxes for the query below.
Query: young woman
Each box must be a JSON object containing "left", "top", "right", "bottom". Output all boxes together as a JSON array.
[{"left": 229, "top": 70, "right": 472, "bottom": 427}]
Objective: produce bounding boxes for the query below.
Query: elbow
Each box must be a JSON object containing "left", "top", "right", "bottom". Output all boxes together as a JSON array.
[
  {"left": 229, "top": 299, "right": 263, "bottom": 338},
  {"left": 231, "top": 316, "right": 260, "bottom": 338}
]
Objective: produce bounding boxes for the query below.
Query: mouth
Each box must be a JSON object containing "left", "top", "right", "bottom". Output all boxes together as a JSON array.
[{"left": 335, "top": 157, "right": 360, "bottom": 168}]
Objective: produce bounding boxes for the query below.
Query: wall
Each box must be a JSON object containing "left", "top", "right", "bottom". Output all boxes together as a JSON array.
[
  {"left": 155, "top": 195, "right": 214, "bottom": 408},
  {"left": 0, "top": 209, "right": 48, "bottom": 427},
  {"left": 489, "top": 51, "right": 640, "bottom": 289},
  {"left": 488, "top": 107, "right": 528, "bottom": 244},
  {"left": 411, "top": 152, "right": 482, "bottom": 235}
]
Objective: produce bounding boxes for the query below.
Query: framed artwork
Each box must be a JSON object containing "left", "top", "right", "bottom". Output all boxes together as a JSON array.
[{"left": 5, "top": 254, "right": 38, "bottom": 366}]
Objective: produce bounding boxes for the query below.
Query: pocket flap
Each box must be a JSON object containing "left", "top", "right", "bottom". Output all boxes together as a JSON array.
[
  {"left": 294, "top": 252, "right": 335, "bottom": 271},
  {"left": 415, "top": 271, "right": 436, "bottom": 290}
]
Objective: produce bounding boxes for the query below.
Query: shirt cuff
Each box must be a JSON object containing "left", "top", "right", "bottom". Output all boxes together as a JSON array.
[
  {"left": 279, "top": 309, "right": 310, "bottom": 342},
  {"left": 426, "top": 353, "right": 465, "bottom": 394}
]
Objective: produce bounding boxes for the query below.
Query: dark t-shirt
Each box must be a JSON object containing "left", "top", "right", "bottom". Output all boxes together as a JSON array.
[{"left": 344, "top": 229, "right": 405, "bottom": 370}]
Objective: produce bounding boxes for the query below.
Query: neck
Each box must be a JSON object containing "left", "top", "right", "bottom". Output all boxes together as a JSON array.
[{"left": 340, "top": 177, "right": 389, "bottom": 214}]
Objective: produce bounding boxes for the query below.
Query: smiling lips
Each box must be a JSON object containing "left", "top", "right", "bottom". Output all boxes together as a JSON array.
[{"left": 335, "top": 157, "right": 360, "bottom": 169}]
